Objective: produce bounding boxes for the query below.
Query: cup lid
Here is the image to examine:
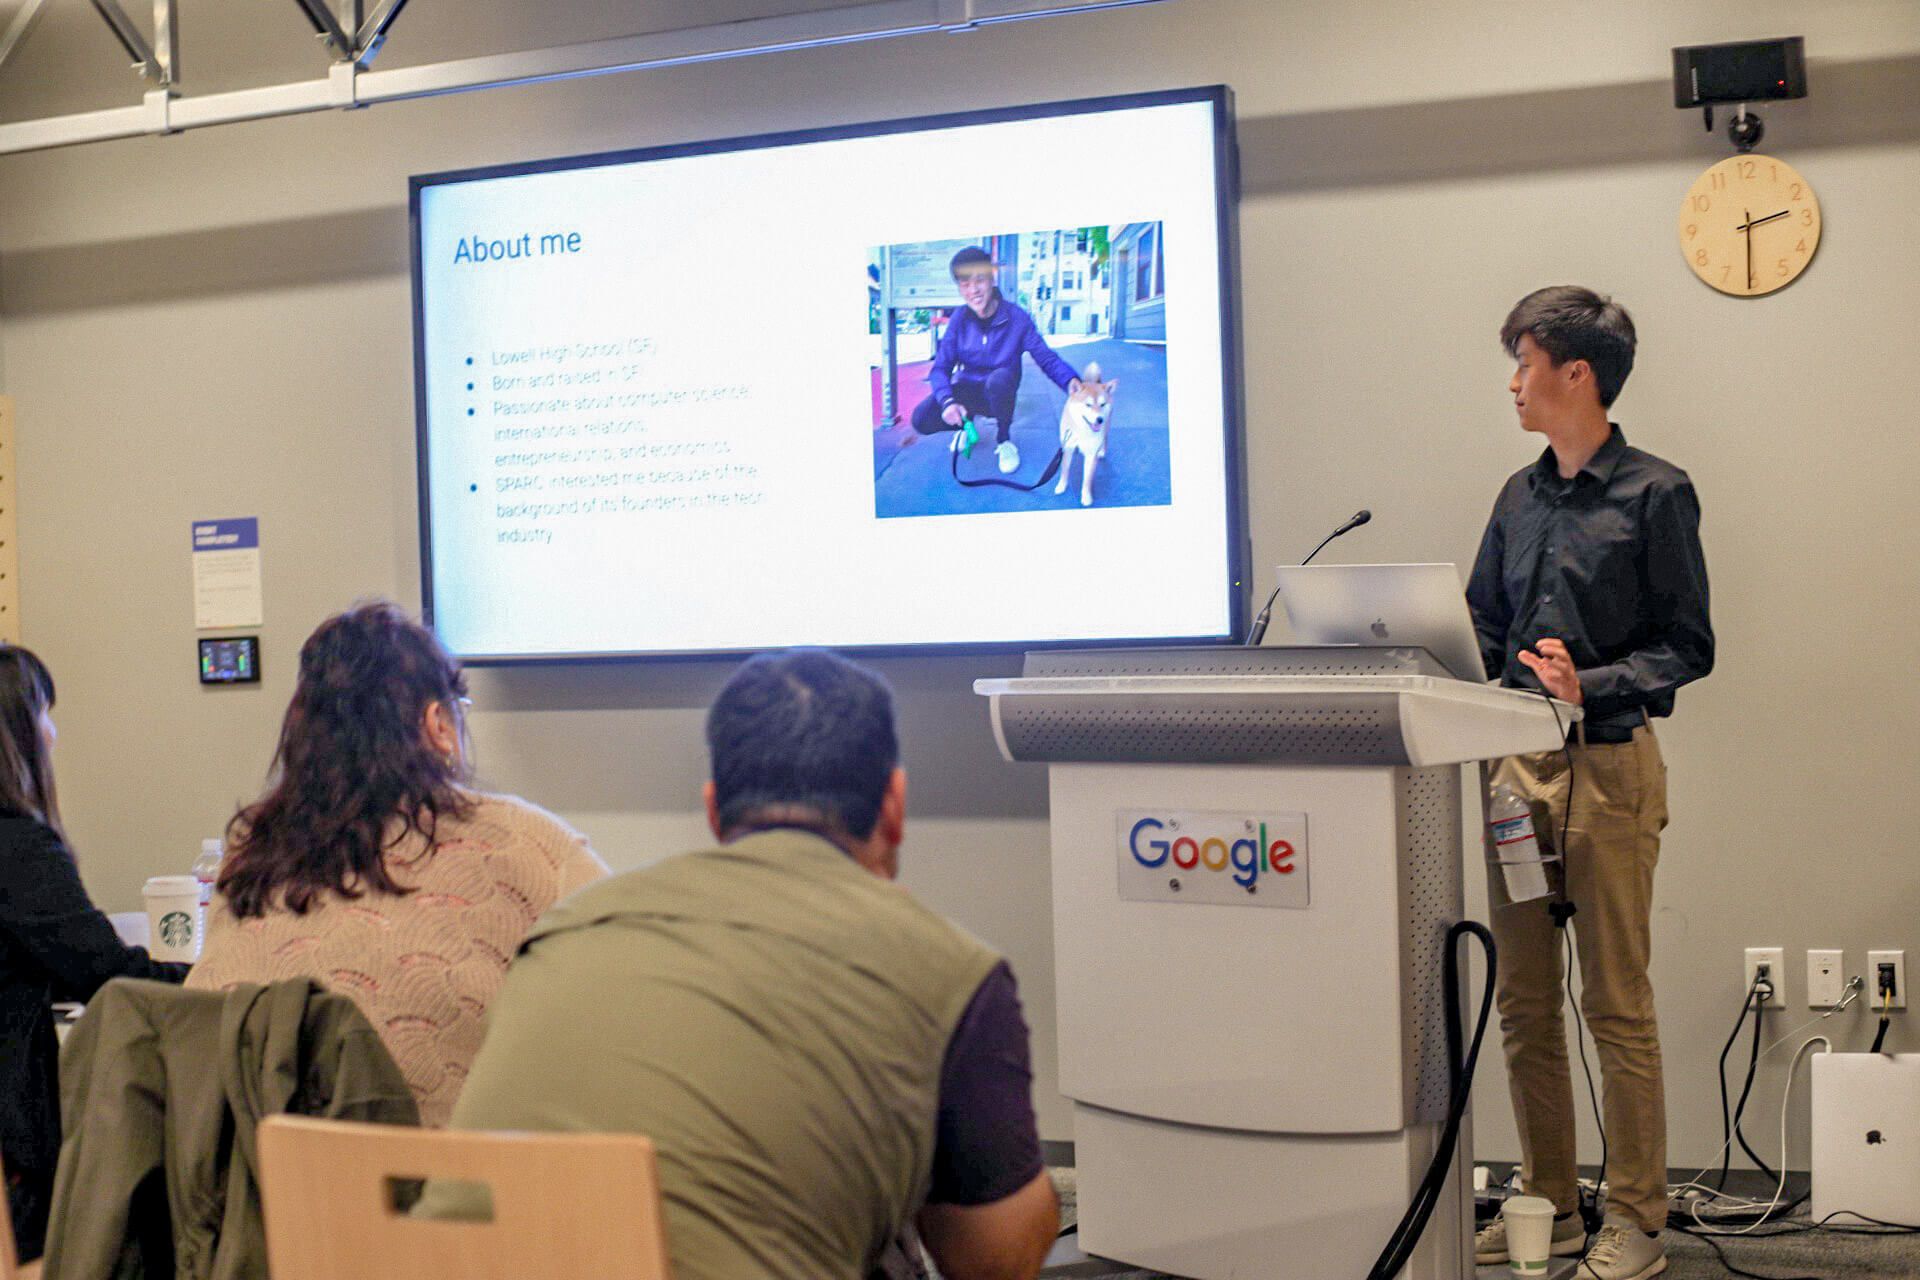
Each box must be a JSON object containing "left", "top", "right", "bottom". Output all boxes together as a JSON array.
[
  {"left": 144, "top": 875, "right": 199, "bottom": 893},
  {"left": 1500, "top": 1195, "right": 1558, "bottom": 1218}
]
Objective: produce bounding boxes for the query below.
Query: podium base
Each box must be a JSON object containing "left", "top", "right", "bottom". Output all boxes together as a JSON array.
[{"left": 1073, "top": 1102, "right": 1472, "bottom": 1279}]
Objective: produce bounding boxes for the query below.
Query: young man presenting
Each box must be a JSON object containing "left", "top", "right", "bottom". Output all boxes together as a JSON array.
[
  {"left": 910, "top": 245, "right": 1083, "bottom": 475},
  {"left": 1466, "top": 287, "right": 1713, "bottom": 1280}
]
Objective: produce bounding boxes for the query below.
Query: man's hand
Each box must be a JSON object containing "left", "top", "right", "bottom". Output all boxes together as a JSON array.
[
  {"left": 942, "top": 402, "right": 968, "bottom": 428},
  {"left": 1518, "top": 637, "right": 1583, "bottom": 705}
]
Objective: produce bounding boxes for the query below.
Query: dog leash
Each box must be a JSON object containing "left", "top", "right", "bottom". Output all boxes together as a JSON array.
[
  {"left": 947, "top": 416, "right": 1066, "bottom": 491},
  {"left": 949, "top": 443, "right": 1066, "bottom": 491}
]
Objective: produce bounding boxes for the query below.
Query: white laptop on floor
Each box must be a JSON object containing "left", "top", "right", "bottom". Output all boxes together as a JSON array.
[
  {"left": 1272, "top": 563, "right": 1489, "bottom": 683},
  {"left": 1812, "top": 1052, "right": 1920, "bottom": 1225}
]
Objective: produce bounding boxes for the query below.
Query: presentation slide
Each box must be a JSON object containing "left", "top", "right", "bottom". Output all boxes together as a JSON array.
[{"left": 414, "top": 89, "right": 1241, "bottom": 659}]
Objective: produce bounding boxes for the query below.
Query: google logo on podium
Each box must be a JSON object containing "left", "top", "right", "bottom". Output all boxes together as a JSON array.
[{"left": 1117, "top": 809, "right": 1311, "bottom": 909}]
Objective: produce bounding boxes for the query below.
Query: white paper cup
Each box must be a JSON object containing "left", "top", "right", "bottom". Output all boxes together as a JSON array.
[
  {"left": 1501, "top": 1195, "right": 1557, "bottom": 1276},
  {"left": 143, "top": 875, "right": 201, "bottom": 962}
]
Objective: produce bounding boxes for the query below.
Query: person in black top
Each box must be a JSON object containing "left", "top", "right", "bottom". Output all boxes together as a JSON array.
[
  {"left": 1466, "top": 288, "right": 1711, "bottom": 1280},
  {"left": 0, "top": 646, "right": 190, "bottom": 1261}
]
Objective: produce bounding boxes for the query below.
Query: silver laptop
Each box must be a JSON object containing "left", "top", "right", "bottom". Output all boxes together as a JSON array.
[
  {"left": 1812, "top": 1053, "right": 1920, "bottom": 1225},
  {"left": 1272, "top": 563, "right": 1487, "bottom": 682}
]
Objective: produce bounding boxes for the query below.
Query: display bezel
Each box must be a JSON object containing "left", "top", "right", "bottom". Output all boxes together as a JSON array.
[
  {"left": 197, "top": 636, "right": 262, "bottom": 685},
  {"left": 410, "top": 85, "right": 1249, "bottom": 664}
]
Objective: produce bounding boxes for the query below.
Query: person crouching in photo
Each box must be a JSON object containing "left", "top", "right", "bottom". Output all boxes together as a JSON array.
[{"left": 910, "top": 246, "right": 1082, "bottom": 475}]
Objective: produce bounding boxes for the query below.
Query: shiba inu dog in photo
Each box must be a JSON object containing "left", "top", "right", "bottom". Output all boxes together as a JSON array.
[{"left": 1055, "top": 362, "right": 1118, "bottom": 507}]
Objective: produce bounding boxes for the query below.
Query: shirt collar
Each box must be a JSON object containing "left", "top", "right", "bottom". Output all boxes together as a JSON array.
[
  {"left": 1530, "top": 423, "right": 1627, "bottom": 491},
  {"left": 962, "top": 295, "right": 1009, "bottom": 331}
]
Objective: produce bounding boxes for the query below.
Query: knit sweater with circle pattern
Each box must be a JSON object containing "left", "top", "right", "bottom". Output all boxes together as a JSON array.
[{"left": 186, "top": 791, "right": 607, "bottom": 1126}]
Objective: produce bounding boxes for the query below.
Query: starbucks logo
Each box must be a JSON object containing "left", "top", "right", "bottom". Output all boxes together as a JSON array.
[{"left": 159, "top": 911, "right": 195, "bottom": 949}]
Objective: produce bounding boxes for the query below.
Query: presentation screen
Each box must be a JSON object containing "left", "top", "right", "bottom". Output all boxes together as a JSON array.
[{"left": 412, "top": 87, "right": 1245, "bottom": 660}]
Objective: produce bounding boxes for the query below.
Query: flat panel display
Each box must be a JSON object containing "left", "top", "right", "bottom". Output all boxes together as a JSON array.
[{"left": 412, "top": 87, "right": 1245, "bottom": 659}]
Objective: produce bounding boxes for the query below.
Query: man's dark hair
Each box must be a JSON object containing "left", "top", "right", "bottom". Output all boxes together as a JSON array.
[
  {"left": 949, "top": 246, "right": 994, "bottom": 277},
  {"left": 706, "top": 649, "right": 900, "bottom": 841},
  {"left": 1500, "top": 286, "right": 1637, "bottom": 408}
]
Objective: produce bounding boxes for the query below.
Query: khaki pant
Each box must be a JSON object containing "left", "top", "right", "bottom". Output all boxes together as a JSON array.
[{"left": 1487, "top": 724, "right": 1670, "bottom": 1232}]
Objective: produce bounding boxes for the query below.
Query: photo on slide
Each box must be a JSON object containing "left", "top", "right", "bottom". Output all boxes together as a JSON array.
[{"left": 868, "top": 223, "right": 1172, "bottom": 519}]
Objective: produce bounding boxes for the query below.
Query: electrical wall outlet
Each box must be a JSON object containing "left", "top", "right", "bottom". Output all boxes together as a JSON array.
[
  {"left": 1745, "top": 946, "right": 1787, "bottom": 1007},
  {"left": 1807, "top": 949, "right": 1845, "bottom": 1007},
  {"left": 1869, "top": 949, "right": 1906, "bottom": 1011}
]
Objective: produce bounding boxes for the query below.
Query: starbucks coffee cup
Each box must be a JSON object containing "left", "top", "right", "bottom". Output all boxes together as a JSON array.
[
  {"left": 143, "top": 875, "right": 201, "bottom": 962},
  {"left": 1501, "top": 1195, "right": 1557, "bottom": 1276}
]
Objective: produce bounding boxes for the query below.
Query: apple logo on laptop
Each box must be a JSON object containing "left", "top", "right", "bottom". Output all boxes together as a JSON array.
[{"left": 1371, "top": 618, "right": 1390, "bottom": 639}]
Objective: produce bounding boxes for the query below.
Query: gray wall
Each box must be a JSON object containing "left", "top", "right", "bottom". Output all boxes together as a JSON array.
[{"left": 3, "top": 0, "right": 1917, "bottom": 1169}]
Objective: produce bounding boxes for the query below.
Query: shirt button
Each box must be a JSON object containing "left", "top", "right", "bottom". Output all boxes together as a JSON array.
[{"left": 1542, "top": 594, "right": 1554, "bottom": 604}]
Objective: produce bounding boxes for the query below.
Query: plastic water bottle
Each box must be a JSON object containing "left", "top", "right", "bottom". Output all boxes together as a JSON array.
[
  {"left": 193, "top": 838, "right": 223, "bottom": 938},
  {"left": 1487, "top": 785, "right": 1552, "bottom": 902}
]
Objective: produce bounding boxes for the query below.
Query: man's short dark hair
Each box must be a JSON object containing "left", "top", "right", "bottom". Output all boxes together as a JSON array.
[
  {"left": 949, "top": 246, "right": 994, "bottom": 277},
  {"left": 706, "top": 649, "right": 900, "bottom": 840},
  {"left": 1500, "top": 286, "right": 1637, "bottom": 408}
]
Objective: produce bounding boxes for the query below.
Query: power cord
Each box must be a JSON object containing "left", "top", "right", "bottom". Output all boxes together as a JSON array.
[
  {"left": 1562, "top": 927, "right": 1608, "bottom": 1237},
  {"left": 1670, "top": 979, "right": 1862, "bottom": 1214},
  {"left": 1715, "top": 976, "right": 1766, "bottom": 1191},
  {"left": 1675, "top": 1204, "right": 1920, "bottom": 1280},
  {"left": 1691, "top": 1037, "right": 1828, "bottom": 1236},
  {"left": 1731, "top": 984, "right": 1780, "bottom": 1182},
  {"left": 1670, "top": 1224, "right": 1823, "bottom": 1280},
  {"left": 1365, "top": 921, "right": 1497, "bottom": 1280},
  {"left": 1667, "top": 1038, "right": 1835, "bottom": 1280}
]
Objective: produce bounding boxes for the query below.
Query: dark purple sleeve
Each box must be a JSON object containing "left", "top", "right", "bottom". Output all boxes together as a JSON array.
[
  {"left": 926, "top": 961, "right": 1045, "bottom": 1207},
  {"left": 926, "top": 313, "right": 962, "bottom": 408},
  {"left": 1019, "top": 314, "right": 1080, "bottom": 393}
]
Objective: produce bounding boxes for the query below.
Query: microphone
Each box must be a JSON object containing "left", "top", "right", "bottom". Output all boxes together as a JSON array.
[
  {"left": 1303, "top": 508, "right": 1371, "bottom": 566},
  {"left": 1242, "top": 509, "right": 1373, "bottom": 647}
]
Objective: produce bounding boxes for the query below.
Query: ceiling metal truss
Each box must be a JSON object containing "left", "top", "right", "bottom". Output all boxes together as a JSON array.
[{"left": 0, "top": 0, "right": 1165, "bottom": 156}]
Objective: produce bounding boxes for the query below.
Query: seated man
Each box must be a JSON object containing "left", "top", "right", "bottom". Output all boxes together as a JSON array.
[
  {"left": 445, "top": 649, "right": 1059, "bottom": 1280},
  {"left": 910, "top": 245, "right": 1083, "bottom": 475}
]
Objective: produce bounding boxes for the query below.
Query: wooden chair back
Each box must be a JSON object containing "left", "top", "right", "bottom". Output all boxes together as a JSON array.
[{"left": 257, "top": 1116, "right": 672, "bottom": 1280}]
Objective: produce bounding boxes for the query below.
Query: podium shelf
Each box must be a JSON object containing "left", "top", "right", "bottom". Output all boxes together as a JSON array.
[{"left": 974, "top": 673, "right": 1575, "bottom": 767}]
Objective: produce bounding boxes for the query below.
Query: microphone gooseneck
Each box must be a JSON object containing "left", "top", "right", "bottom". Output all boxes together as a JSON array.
[
  {"left": 1243, "top": 509, "right": 1374, "bottom": 646},
  {"left": 1301, "top": 508, "right": 1372, "bottom": 567}
]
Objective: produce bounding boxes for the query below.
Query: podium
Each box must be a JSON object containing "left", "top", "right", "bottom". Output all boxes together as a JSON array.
[{"left": 975, "top": 646, "right": 1575, "bottom": 1279}]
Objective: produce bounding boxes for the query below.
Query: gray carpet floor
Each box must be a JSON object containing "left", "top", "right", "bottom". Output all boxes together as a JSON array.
[{"left": 1039, "top": 1169, "right": 1920, "bottom": 1278}]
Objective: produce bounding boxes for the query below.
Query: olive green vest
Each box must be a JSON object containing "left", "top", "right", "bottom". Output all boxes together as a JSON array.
[{"left": 447, "top": 829, "right": 1003, "bottom": 1280}]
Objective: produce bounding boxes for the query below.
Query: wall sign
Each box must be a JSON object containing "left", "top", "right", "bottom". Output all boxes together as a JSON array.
[{"left": 192, "top": 518, "right": 263, "bottom": 629}]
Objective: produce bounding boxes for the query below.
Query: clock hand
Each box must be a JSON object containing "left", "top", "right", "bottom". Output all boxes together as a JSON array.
[
  {"left": 1737, "top": 209, "right": 1790, "bottom": 231},
  {"left": 1744, "top": 208, "right": 1753, "bottom": 291}
]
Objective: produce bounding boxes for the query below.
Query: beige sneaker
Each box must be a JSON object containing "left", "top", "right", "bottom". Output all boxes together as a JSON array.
[
  {"left": 1474, "top": 1209, "right": 1586, "bottom": 1264},
  {"left": 1576, "top": 1215, "right": 1666, "bottom": 1280}
]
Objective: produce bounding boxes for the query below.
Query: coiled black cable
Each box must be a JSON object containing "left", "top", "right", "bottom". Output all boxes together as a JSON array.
[{"left": 1366, "top": 920, "right": 1497, "bottom": 1280}]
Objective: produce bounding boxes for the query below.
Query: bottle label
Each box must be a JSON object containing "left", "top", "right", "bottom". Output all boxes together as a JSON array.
[{"left": 1490, "top": 816, "right": 1535, "bottom": 847}]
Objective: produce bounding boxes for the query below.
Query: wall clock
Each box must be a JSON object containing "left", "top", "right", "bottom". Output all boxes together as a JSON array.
[{"left": 1678, "top": 154, "right": 1820, "bottom": 296}]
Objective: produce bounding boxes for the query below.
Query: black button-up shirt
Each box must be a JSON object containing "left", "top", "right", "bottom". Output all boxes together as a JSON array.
[{"left": 1466, "top": 425, "right": 1713, "bottom": 725}]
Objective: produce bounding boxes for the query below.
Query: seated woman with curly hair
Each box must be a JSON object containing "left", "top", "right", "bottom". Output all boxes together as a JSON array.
[{"left": 189, "top": 602, "right": 606, "bottom": 1125}]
